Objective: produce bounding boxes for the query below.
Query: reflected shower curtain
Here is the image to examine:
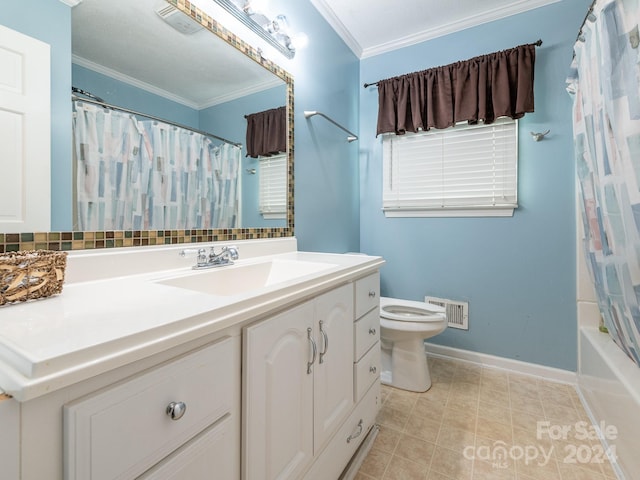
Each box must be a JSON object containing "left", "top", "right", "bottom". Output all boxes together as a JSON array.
[
  {"left": 568, "top": 0, "right": 640, "bottom": 367},
  {"left": 73, "top": 101, "right": 240, "bottom": 230}
]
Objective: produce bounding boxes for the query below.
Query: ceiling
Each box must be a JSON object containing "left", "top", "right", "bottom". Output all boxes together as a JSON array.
[
  {"left": 310, "top": 0, "right": 560, "bottom": 58},
  {"left": 71, "top": 0, "right": 560, "bottom": 106},
  {"left": 72, "top": 0, "right": 282, "bottom": 109}
]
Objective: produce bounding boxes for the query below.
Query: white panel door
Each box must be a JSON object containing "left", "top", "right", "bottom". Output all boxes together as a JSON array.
[
  {"left": 244, "top": 301, "right": 315, "bottom": 480},
  {"left": 0, "top": 24, "right": 50, "bottom": 233},
  {"left": 313, "top": 284, "right": 354, "bottom": 452}
]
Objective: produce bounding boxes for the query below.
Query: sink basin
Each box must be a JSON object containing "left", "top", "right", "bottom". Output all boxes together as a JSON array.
[{"left": 156, "top": 259, "right": 336, "bottom": 296}]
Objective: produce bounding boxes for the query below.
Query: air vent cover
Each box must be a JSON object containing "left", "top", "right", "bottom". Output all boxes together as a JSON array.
[
  {"left": 425, "top": 296, "right": 469, "bottom": 330},
  {"left": 156, "top": 5, "right": 203, "bottom": 35}
]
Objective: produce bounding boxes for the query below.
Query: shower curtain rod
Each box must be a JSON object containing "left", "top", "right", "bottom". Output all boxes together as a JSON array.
[
  {"left": 72, "top": 94, "right": 243, "bottom": 148},
  {"left": 575, "top": 0, "right": 597, "bottom": 43},
  {"left": 363, "top": 39, "right": 543, "bottom": 88}
]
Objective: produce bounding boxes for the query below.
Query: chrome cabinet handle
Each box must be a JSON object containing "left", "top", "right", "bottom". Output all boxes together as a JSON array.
[
  {"left": 307, "top": 327, "right": 317, "bottom": 374},
  {"left": 346, "top": 419, "right": 364, "bottom": 443},
  {"left": 166, "top": 401, "right": 187, "bottom": 421},
  {"left": 319, "top": 320, "right": 329, "bottom": 364},
  {"left": 368, "top": 291, "right": 377, "bottom": 298},
  {"left": 368, "top": 327, "right": 377, "bottom": 336},
  {"left": 369, "top": 366, "right": 377, "bottom": 374}
]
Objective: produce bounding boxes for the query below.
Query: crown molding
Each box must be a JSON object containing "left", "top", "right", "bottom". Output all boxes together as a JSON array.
[
  {"left": 309, "top": 0, "right": 363, "bottom": 58},
  {"left": 313, "top": 0, "right": 560, "bottom": 59},
  {"left": 72, "top": 55, "right": 282, "bottom": 110},
  {"left": 59, "top": 0, "right": 82, "bottom": 6}
]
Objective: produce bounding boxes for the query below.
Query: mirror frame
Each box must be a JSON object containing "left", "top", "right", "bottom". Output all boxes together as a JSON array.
[{"left": 0, "top": 0, "right": 294, "bottom": 254}]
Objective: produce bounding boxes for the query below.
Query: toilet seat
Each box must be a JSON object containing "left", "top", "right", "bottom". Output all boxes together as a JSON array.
[{"left": 380, "top": 297, "right": 446, "bottom": 323}]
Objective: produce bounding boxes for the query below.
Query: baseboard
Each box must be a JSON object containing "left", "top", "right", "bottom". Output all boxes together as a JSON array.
[{"left": 424, "top": 342, "right": 577, "bottom": 385}]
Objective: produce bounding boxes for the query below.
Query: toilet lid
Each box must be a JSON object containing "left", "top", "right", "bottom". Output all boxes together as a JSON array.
[{"left": 380, "top": 297, "right": 446, "bottom": 323}]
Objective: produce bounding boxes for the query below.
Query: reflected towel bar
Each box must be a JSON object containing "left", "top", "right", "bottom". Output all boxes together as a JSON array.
[{"left": 303, "top": 111, "right": 358, "bottom": 143}]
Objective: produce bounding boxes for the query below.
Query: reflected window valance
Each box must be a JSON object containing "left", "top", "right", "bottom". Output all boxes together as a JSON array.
[
  {"left": 245, "top": 106, "right": 287, "bottom": 158},
  {"left": 376, "top": 43, "right": 537, "bottom": 136}
]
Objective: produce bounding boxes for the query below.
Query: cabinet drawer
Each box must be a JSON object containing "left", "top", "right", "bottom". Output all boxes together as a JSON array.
[
  {"left": 354, "top": 342, "right": 380, "bottom": 402},
  {"left": 303, "top": 381, "right": 380, "bottom": 480},
  {"left": 354, "top": 272, "right": 380, "bottom": 319},
  {"left": 64, "top": 336, "right": 239, "bottom": 480},
  {"left": 138, "top": 413, "right": 238, "bottom": 480},
  {"left": 354, "top": 308, "right": 380, "bottom": 362}
]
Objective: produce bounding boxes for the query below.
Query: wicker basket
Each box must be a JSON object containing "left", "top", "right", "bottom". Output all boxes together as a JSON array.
[{"left": 0, "top": 250, "right": 68, "bottom": 306}]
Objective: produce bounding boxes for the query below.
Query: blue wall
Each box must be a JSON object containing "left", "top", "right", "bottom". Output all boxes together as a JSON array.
[
  {"left": 267, "top": 0, "right": 361, "bottom": 253},
  {"left": 359, "top": 0, "right": 591, "bottom": 371},
  {"left": 72, "top": 64, "right": 200, "bottom": 128}
]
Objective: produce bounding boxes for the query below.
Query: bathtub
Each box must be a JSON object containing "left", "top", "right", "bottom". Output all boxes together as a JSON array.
[{"left": 578, "top": 324, "right": 640, "bottom": 479}]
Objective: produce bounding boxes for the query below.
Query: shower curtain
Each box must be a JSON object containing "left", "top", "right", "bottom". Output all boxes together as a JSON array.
[
  {"left": 568, "top": 0, "right": 640, "bottom": 367},
  {"left": 73, "top": 101, "right": 240, "bottom": 230}
]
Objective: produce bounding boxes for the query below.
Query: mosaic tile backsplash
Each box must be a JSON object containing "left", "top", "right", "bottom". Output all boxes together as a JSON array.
[{"left": 0, "top": 229, "right": 289, "bottom": 254}]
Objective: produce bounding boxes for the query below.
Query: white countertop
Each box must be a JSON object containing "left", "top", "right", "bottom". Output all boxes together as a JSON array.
[{"left": 0, "top": 243, "right": 383, "bottom": 401}]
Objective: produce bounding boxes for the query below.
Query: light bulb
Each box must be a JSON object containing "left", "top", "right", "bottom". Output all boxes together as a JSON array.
[{"left": 289, "top": 32, "right": 308, "bottom": 51}]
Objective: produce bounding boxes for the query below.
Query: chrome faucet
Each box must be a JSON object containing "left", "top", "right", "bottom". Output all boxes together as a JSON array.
[{"left": 180, "top": 245, "right": 239, "bottom": 270}]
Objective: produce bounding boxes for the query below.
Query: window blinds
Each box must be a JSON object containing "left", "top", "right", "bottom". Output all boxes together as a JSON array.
[
  {"left": 259, "top": 153, "right": 287, "bottom": 218},
  {"left": 383, "top": 118, "right": 518, "bottom": 215}
]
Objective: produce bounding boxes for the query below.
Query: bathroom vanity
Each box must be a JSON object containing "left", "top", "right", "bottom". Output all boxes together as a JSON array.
[{"left": 0, "top": 239, "right": 383, "bottom": 480}]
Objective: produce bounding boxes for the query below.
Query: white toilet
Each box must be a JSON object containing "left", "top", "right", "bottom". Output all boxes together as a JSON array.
[{"left": 380, "top": 297, "right": 447, "bottom": 392}]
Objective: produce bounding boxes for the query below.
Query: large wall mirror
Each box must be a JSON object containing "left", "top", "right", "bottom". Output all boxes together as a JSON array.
[{"left": 2, "top": 0, "right": 293, "bottom": 252}]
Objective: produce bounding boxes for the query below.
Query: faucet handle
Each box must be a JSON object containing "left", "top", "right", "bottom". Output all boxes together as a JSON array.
[
  {"left": 180, "top": 248, "right": 208, "bottom": 265},
  {"left": 179, "top": 248, "right": 206, "bottom": 257}
]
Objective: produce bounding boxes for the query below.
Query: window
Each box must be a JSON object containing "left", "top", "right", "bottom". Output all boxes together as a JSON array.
[
  {"left": 382, "top": 118, "right": 518, "bottom": 217},
  {"left": 259, "top": 153, "right": 287, "bottom": 219}
]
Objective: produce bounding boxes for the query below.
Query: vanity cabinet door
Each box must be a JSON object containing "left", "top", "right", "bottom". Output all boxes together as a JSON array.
[
  {"left": 313, "top": 284, "right": 354, "bottom": 452},
  {"left": 244, "top": 300, "right": 315, "bottom": 480}
]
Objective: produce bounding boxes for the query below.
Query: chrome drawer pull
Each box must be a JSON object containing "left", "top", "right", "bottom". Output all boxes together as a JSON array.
[
  {"left": 166, "top": 401, "right": 187, "bottom": 421},
  {"left": 319, "top": 320, "right": 329, "bottom": 364},
  {"left": 368, "top": 291, "right": 376, "bottom": 298},
  {"left": 346, "top": 419, "right": 364, "bottom": 443},
  {"left": 307, "top": 327, "right": 317, "bottom": 374},
  {"left": 368, "top": 327, "right": 377, "bottom": 336},
  {"left": 369, "top": 366, "right": 377, "bottom": 374}
]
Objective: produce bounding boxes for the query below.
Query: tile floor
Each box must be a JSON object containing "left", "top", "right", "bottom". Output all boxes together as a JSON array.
[{"left": 356, "top": 356, "right": 619, "bottom": 480}]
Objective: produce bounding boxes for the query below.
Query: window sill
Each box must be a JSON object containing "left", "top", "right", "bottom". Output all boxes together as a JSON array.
[
  {"left": 261, "top": 212, "right": 286, "bottom": 220},
  {"left": 383, "top": 207, "right": 516, "bottom": 218}
]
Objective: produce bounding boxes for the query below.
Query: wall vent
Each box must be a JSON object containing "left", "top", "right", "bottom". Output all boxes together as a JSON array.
[
  {"left": 156, "top": 5, "right": 203, "bottom": 35},
  {"left": 425, "top": 296, "right": 469, "bottom": 330}
]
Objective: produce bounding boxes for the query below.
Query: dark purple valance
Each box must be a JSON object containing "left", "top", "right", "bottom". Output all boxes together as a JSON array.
[
  {"left": 245, "top": 106, "right": 287, "bottom": 158},
  {"left": 376, "top": 43, "right": 537, "bottom": 136}
]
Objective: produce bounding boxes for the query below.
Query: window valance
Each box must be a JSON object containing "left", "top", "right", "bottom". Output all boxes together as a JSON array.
[
  {"left": 376, "top": 42, "right": 538, "bottom": 136},
  {"left": 245, "top": 106, "right": 287, "bottom": 158}
]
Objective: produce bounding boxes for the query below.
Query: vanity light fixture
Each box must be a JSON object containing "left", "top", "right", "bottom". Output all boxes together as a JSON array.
[{"left": 213, "top": 0, "right": 298, "bottom": 58}]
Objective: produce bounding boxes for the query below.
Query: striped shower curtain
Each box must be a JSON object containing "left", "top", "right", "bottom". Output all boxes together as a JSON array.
[
  {"left": 568, "top": 0, "right": 640, "bottom": 367},
  {"left": 73, "top": 101, "right": 240, "bottom": 230}
]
